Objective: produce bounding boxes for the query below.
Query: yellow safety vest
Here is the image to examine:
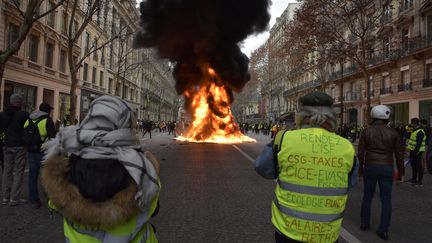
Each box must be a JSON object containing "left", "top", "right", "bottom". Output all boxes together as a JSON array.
[
  {"left": 407, "top": 129, "right": 426, "bottom": 152},
  {"left": 23, "top": 117, "right": 48, "bottom": 141},
  {"left": 272, "top": 128, "right": 355, "bottom": 243}
]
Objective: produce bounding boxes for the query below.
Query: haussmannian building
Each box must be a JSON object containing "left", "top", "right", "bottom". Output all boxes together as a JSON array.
[
  {"left": 282, "top": 0, "right": 432, "bottom": 126},
  {"left": 0, "top": 0, "right": 178, "bottom": 124}
]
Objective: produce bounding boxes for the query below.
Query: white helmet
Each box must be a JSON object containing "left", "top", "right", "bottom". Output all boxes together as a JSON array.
[{"left": 371, "top": 105, "right": 391, "bottom": 120}]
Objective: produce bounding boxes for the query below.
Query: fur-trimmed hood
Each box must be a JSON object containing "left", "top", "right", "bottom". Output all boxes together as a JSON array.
[{"left": 41, "top": 154, "right": 139, "bottom": 228}]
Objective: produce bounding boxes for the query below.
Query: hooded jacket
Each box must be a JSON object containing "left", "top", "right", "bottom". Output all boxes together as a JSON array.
[
  {"left": 41, "top": 152, "right": 160, "bottom": 242},
  {"left": 28, "top": 110, "right": 56, "bottom": 140}
]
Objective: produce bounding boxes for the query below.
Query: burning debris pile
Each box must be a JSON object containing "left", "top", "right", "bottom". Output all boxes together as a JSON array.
[{"left": 134, "top": 0, "right": 270, "bottom": 143}]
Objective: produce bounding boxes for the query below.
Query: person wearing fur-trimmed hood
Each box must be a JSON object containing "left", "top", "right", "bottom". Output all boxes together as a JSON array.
[{"left": 41, "top": 96, "right": 161, "bottom": 243}]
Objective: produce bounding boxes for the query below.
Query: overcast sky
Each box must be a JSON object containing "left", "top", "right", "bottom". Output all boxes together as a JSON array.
[{"left": 241, "top": 0, "right": 298, "bottom": 57}]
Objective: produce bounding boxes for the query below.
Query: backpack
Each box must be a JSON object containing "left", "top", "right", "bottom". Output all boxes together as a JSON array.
[{"left": 23, "top": 116, "right": 47, "bottom": 151}]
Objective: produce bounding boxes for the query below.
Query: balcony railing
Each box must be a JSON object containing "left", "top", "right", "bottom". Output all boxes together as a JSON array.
[
  {"left": 283, "top": 79, "right": 321, "bottom": 97},
  {"left": 398, "top": 82, "right": 412, "bottom": 92},
  {"left": 345, "top": 92, "right": 362, "bottom": 101},
  {"left": 380, "top": 87, "right": 392, "bottom": 95},
  {"left": 423, "top": 79, "right": 432, "bottom": 88}
]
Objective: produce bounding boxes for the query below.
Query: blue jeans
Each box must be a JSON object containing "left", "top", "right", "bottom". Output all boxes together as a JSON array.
[
  {"left": 28, "top": 151, "right": 43, "bottom": 203},
  {"left": 360, "top": 164, "right": 393, "bottom": 232}
]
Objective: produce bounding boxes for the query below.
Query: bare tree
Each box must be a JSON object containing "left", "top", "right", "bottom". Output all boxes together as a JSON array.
[
  {"left": 65, "top": 0, "right": 123, "bottom": 123},
  {"left": 0, "top": 0, "right": 66, "bottom": 90},
  {"left": 295, "top": 0, "right": 391, "bottom": 123}
]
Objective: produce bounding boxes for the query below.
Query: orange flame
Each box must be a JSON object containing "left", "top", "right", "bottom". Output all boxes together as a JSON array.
[{"left": 176, "top": 68, "right": 256, "bottom": 144}]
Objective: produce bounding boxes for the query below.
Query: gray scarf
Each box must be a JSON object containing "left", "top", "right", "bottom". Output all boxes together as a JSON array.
[{"left": 44, "top": 96, "right": 160, "bottom": 209}]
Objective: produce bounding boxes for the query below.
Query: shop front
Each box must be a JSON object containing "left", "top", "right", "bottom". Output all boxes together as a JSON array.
[
  {"left": 3, "top": 81, "right": 36, "bottom": 112},
  {"left": 80, "top": 89, "right": 103, "bottom": 120},
  {"left": 388, "top": 102, "right": 409, "bottom": 126},
  {"left": 420, "top": 99, "right": 432, "bottom": 124}
]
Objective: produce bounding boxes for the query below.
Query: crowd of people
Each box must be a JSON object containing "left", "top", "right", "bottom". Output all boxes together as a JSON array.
[{"left": 137, "top": 120, "right": 181, "bottom": 138}]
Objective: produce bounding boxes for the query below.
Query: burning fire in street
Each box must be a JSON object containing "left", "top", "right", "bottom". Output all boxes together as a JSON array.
[{"left": 176, "top": 68, "right": 256, "bottom": 144}]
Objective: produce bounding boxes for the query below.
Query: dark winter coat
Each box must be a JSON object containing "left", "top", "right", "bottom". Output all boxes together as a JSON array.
[{"left": 0, "top": 106, "right": 29, "bottom": 147}]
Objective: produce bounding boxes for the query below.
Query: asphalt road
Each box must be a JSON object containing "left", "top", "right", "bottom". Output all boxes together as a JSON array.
[{"left": 0, "top": 131, "right": 431, "bottom": 243}]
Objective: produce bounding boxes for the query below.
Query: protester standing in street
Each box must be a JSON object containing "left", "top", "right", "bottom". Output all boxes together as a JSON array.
[
  {"left": 41, "top": 96, "right": 161, "bottom": 243},
  {"left": 255, "top": 92, "right": 358, "bottom": 243},
  {"left": 407, "top": 118, "right": 426, "bottom": 187},
  {"left": 358, "top": 105, "right": 404, "bottom": 241},
  {"left": 24, "top": 103, "right": 56, "bottom": 209},
  {"left": 0, "top": 94, "right": 29, "bottom": 206}
]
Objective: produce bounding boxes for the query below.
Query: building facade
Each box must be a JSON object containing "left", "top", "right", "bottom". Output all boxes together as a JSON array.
[
  {"left": 266, "top": 2, "right": 299, "bottom": 122},
  {"left": 281, "top": 0, "right": 432, "bottom": 126},
  {"left": 1, "top": 0, "right": 178, "bottom": 124}
]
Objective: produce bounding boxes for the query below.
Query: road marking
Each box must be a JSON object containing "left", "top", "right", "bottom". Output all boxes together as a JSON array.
[
  {"left": 232, "top": 145, "right": 254, "bottom": 163},
  {"left": 340, "top": 227, "right": 362, "bottom": 243},
  {"left": 233, "top": 144, "right": 362, "bottom": 243}
]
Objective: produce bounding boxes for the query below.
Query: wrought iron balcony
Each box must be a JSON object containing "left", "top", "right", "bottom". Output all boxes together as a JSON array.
[
  {"left": 423, "top": 79, "right": 432, "bottom": 88},
  {"left": 397, "top": 82, "right": 412, "bottom": 92},
  {"left": 380, "top": 87, "right": 392, "bottom": 95}
]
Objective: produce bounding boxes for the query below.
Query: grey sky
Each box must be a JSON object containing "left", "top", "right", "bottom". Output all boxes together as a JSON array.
[{"left": 241, "top": 0, "right": 298, "bottom": 57}]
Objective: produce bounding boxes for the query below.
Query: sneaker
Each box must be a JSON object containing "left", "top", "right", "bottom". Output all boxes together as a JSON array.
[
  {"left": 1, "top": 198, "right": 9, "bottom": 205},
  {"left": 9, "top": 199, "right": 27, "bottom": 206},
  {"left": 415, "top": 182, "right": 424, "bottom": 187},
  {"left": 376, "top": 230, "right": 389, "bottom": 240}
]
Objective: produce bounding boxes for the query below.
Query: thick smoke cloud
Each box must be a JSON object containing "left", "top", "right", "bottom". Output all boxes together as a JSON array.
[{"left": 134, "top": 0, "right": 271, "bottom": 96}]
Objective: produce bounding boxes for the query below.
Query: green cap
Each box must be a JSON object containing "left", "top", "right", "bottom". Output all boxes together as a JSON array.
[{"left": 299, "top": 91, "right": 334, "bottom": 107}]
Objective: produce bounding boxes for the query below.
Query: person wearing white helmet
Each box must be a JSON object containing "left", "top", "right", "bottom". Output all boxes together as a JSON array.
[{"left": 358, "top": 105, "right": 404, "bottom": 241}]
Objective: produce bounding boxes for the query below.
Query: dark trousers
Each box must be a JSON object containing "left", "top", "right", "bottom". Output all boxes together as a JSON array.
[
  {"left": 410, "top": 151, "right": 424, "bottom": 183},
  {"left": 143, "top": 128, "right": 152, "bottom": 138},
  {"left": 274, "top": 230, "right": 338, "bottom": 243},
  {"left": 28, "top": 151, "right": 43, "bottom": 203},
  {"left": 361, "top": 164, "right": 393, "bottom": 232}
]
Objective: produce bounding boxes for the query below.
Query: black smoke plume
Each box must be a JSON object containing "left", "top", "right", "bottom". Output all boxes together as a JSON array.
[{"left": 134, "top": 0, "right": 271, "bottom": 98}]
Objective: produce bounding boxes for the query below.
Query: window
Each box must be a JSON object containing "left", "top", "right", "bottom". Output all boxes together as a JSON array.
[
  {"left": 99, "top": 71, "right": 104, "bottom": 87},
  {"left": 47, "top": 2, "right": 56, "bottom": 28},
  {"left": 383, "top": 37, "right": 390, "bottom": 58},
  {"left": 427, "top": 16, "right": 432, "bottom": 43},
  {"left": 28, "top": 34, "right": 39, "bottom": 62},
  {"left": 109, "top": 42, "right": 114, "bottom": 68},
  {"left": 60, "top": 50, "right": 67, "bottom": 73},
  {"left": 101, "top": 46, "right": 105, "bottom": 64},
  {"left": 131, "top": 88, "right": 135, "bottom": 101},
  {"left": 73, "top": 19, "right": 78, "bottom": 36},
  {"left": 427, "top": 63, "right": 432, "bottom": 80},
  {"left": 84, "top": 32, "right": 90, "bottom": 53},
  {"left": 92, "top": 67, "right": 97, "bottom": 84},
  {"left": 108, "top": 78, "right": 113, "bottom": 94},
  {"left": 93, "top": 40, "right": 98, "bottom": 61},
  {"left": 61, "top": 11, "right": 68, "bottom": 34},
  {"left": 8, "top": 23, "right": 19, "bottom": 47},
  {"left": 83, "top": 63, "right": 88, "bottom": 81},
  {"left": 382, "top": 76, "right": 390, "bottom": 88},
  {"left": 401, "top": 29, "right": 409, "bottom": 51},
  {"left": 401, "top": 70, "right": 410, "bottom": 85},
  {"left": 45, "top": 42, "right": 54, "bottom": 68}
]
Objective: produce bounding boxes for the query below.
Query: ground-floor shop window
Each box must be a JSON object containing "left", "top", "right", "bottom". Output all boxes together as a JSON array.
[
  {"left": 420, "top": 100, "right": 432, "bottom": 125},
  {"left": 4, "top": 81, "right": 36, "bottom": 112}
]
